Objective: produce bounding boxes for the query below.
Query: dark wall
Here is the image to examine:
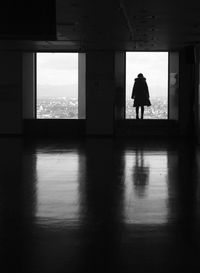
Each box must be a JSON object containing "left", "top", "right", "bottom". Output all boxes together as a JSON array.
[
  {"left": 0, "top": 52, "right": 23, "bottom": 134},
  {"left": 0, "top": 1, "right": 56, "bottom": 40}
]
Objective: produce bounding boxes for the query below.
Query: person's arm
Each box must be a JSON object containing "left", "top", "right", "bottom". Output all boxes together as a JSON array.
[{"left": 146, "top": 83, "right": 150, "bottom": 98}]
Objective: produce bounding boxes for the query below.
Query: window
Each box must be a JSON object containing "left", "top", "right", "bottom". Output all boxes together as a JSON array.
[
  {"left": 126, "top": 52, "right": 168, "bottom": 119},
  {"left": 37, "top": 53, "right": 78, "bottom": 119}
]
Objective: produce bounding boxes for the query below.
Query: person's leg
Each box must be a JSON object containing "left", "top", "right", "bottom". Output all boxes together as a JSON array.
[
  {"left": 136, "top": 106, "right": 139, "bottom": 119},
  {"left": 141, "top": 106, "right": 144, "bottom": 119}
]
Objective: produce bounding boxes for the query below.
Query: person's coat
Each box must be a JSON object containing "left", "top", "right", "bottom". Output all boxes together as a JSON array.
[{"left": 131, "top": 77, "right": 151, "bottom": 107}]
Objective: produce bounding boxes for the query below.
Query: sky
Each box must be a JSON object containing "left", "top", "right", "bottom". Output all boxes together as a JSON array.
[
  {"left": 37, "top": 52, "right": 168, "bottom": 98},
  {"left": 37, "top": 53, "right": 78, "bottom": 97},
  {"left": 126, "top": 52, "right": 168, "bottom": 98}
]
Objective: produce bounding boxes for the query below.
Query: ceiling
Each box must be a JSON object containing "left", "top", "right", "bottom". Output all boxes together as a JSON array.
[
  {"left": 56, "top": 0, "right": 200, "bottom": 51},
  {"left": 1, "top": 0, "right": 200, "bottom": 51}
]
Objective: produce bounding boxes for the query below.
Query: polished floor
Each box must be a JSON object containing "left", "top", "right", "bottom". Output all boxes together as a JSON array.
[{"left": 0, "top": 137, "right": 200, "bottom": 273}]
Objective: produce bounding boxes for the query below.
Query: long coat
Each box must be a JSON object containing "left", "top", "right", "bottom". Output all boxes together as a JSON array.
[{"left": 131, "top": 77, "right": 151, "bottom": 107}]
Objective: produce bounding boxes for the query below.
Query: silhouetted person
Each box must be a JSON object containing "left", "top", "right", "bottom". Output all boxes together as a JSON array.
[
  {"left": 131, "top": 73, "right": 151, "bottom": 119},
  {"left": 133, "top": 149, "right": 150, "bottom": 198}
]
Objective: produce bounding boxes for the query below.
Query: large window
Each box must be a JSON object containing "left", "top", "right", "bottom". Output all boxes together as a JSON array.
[
  {"left": 37, "top": 53, "right": 78, "bottom": 119},
  {"left": 126, "top": 52, "right": 168, "bottom": 119}
]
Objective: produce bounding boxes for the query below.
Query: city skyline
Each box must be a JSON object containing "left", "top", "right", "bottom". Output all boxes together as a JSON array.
[
  {"left": 37, "top": 97, "right": 167, "bottom": 119},
  {"left": 37, "top": 84, "right": 78, "bottom": 98}
]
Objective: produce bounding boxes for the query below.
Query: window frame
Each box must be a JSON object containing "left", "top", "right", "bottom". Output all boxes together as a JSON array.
[{"left": 35, "top": 51, "right": 80, "bottom": 120}]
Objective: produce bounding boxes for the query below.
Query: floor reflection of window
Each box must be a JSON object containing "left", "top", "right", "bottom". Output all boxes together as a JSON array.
[
  {"left": 36, "top": 152, "right": 79, "bottom": 222},
  {"left": 124, "top": 151, "right": 168, "bottom": 225},
  {"left": 133, "top": 149, "right": 150, "bottom": 198}
]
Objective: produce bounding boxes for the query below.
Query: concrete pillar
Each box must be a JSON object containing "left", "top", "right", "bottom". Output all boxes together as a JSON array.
[
  {"left": 114, "top": 51, "right": 126, "bottom": 120},
  {"left": 0, "top": 51, "right": 23, "bottom": 134},
  {"left": 179, "top": 46, "right": 196, "bottom": 137},
  {"left": 86, "top": 51, "right": 115, "bottom": 135}
]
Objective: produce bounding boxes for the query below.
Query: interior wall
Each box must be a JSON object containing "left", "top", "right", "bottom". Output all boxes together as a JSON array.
[
  {"left": 0, "top": 51, "right": 23, "bottom": 134},
  {"left": 16, "top": 49, "right": 198, "bottom": 139}
]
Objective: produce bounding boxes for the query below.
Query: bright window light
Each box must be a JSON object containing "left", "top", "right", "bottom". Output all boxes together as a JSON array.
[
  {"left": 37, "top": 53, "right": 78, "bottom": 119},
  {"left": 126, "top": 52, "right": 168, "bottom": 119}
]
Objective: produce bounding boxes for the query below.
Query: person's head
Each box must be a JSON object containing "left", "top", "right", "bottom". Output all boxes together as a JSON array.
[{"left": 138, "top": 73, "right": 144, "bottom": 78}]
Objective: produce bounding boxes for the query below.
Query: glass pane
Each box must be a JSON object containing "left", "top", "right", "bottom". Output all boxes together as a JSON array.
[
  {"left": 37, "top": 53, "right": 78, "bottom": 119},
  {"left": 126, "top": 52, "right": 168, "bottom": 119}
]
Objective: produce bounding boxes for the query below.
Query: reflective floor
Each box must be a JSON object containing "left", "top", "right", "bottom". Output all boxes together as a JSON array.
[{"left": 0, "top": 137, "right": 200, "bottom": 273}]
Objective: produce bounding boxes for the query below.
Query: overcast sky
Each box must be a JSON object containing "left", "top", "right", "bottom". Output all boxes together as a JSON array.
[
  {"left": 126, "top": 52, "right": 168, "bottom": 98},
  {"left": 37, "top": 52, "right": 168, "bottom": 98},
  {"left": 37, "top": 53, "right": 78, "bottom": 85}
]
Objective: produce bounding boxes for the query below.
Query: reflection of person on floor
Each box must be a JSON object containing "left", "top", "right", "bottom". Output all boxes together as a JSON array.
[
  {"left": 133, "top": 149, "right": 150, "bottom": 198},
  {"left": 131, "top": 73, "right": 151, "bottom": 119}
]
